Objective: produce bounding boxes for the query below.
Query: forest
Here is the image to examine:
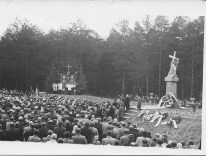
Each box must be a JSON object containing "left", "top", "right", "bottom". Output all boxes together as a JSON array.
[{"left": 0, "top": 16, "right": 204, "bottom": 99}]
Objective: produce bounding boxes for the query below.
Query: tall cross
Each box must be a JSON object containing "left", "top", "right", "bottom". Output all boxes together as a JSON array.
[
  {"left": 169, "top": 51, "right": 178, "bottom": 60},
  {"left": 169, "top": 51, "right": 176, "bottom": 59},
  {"left": 66, "top": 63, "right": 72, "bottom": 75}
]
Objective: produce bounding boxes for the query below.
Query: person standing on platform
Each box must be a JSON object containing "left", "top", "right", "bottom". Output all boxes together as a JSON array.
[
  {"left": 118, "top": 104, "right": 124, "bottom": 121},
  {"left": 124, "top": 94, "right": 131, "bottom": 111},
  {"left": 139, "top": 89, "right": 142, "bottom": 97},
  {"left": 137, "top": 96, "right": 142, "bottom": 110}
]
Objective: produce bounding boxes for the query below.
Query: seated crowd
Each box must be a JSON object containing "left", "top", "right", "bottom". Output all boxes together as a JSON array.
[{"left": 0, "top": 89, "right": 200, "bottom": 149}]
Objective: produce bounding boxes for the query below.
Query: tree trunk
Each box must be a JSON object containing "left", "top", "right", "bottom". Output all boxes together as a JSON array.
[{"left": 191, "top": 39, "right": 195, "bottom": 98}]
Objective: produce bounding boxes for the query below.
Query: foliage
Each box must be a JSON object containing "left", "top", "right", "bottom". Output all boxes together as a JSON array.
[
  {"left": 0, "top": 16, "right": 204, "bottom": 99},
  {"left": 76, "top": 65, "right": 87, "bottom": 93}
]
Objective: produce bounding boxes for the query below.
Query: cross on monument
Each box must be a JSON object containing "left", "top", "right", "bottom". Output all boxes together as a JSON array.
[
  {"left": 66, "top": 63, "right": 72, "bottom": 75},
  {"left": 169, "top": 51, "right": 178, "bottom": 60}
]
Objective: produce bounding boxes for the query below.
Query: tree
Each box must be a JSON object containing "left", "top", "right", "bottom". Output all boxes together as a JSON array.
[
  {"left": 142, "top": 15, "right": 153, "bottom": 96},
  {"left": 0, "top": 16, "right": 203, "bottom": 99},
  {"left": 44, "top": 66, "right": 60, "bottom": 92},
  {"left": 76, "top": 65, "right": 87, "bottom": 93},
  {"left": 154, "top": 16, "right": 169, "bottom": 97},
  {"left": 0, "top": 19, "right": 48, "bottom": 91}
]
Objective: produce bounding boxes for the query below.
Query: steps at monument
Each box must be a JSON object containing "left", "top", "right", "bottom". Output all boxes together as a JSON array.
[
  {"left": 123, "top": 105, "right": 161, "bottom": 120},
  {"left": 123, "top": 108, "right": 140, "bottom": 120},
  {"left": 127, "top": 109, "right": 139, "bottom": 114}
]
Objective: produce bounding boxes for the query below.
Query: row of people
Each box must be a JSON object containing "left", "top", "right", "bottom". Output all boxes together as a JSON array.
[{"left": 0, "top": 115, "right": 200, "bottom": 149}]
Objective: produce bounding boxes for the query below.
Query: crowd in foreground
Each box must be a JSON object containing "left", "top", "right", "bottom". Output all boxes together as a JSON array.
[{"left": 0, "top": 89, "right": 200, "bottom": 149}]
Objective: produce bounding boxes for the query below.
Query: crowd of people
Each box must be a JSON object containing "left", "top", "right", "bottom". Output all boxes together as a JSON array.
[{"left": 0, "top": 89, "right": 200, "bottom": 149}]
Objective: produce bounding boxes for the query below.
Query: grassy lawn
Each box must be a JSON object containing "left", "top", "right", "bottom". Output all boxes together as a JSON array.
[{"left": 127, "top": 108, "right": 201, "bottom": 146}]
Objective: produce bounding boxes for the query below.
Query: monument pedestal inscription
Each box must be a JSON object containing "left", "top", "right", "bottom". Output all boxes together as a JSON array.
[{"left": 165, "top": 76, "right": 179, "bottom": 98}]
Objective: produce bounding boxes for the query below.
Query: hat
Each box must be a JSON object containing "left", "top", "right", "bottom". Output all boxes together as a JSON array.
[
  {"left": 48, "top": 119, "right": 53, "bottom": 123},
  {"left": 78, "top": 120, "right": 83, "bottom": 125},
  {"left": 154, "top": 133, "right": 162, "bottom": 139},
  {"left": 113, "top": 118, "right": 118, "bottom": 123},
  {"left": 121, "top": 121, "right": 126, "bottom": 125},
  {"left": 29, "top": 121, "right": 34, "bottom": 125},
  {"left": 168, "top": 140, "right": 173, "bottom": 144},
  {"left": 177, "top": 143, "right": 182, "bottom": 148},
  {"left": 18, "top": 116, "right": 23, "bottom": 120},
  {"left": 93, "top": 119, "right": 98, "bottom": 124},
  {"left": 51, "top": 133, "right": 57, "bottom": 140},
  {"left": 129, "top": 125, "right": 134, "bottom": 129},
  {"left": 139, "top": 127, "right": 145, "bottom": 132}
]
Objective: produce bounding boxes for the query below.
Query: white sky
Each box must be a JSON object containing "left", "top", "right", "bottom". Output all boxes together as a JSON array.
[{"left": 0, "top": 0, "right": 205, "bottom": 39}]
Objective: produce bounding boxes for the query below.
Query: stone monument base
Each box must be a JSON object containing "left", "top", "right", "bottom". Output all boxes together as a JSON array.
[{"left": 165, "top": 75, "right": 179, "bottom": 98}]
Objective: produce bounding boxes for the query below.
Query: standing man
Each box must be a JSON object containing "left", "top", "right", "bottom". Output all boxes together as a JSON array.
[
  {"left": 52, "top": 83, "right": 58, "bottom": 93},
  {"left": 71, "top": 128, "right": 87, "bottom": 144},
  {"left": 124, "top": 94, "right": 131, "bottom": 111},
  {"left": 137, "top": 96, "right": 142, "bottom": 110},
  {"left": 4, "top": 122, "right": 20, "bottom": 141},
  {"left": 102, "top": 131, "right": 117, "bottom": 145},
  {"left": 139, "top": 89, "right": 142, "bottom": 97}
]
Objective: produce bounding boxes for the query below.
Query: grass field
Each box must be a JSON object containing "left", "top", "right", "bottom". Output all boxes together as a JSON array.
[
  {"left": 127, "top": 113, "right": 201, "bottom": 146},
  {"left": 126, "top": 107, "right": 202, "bottom": 146}
]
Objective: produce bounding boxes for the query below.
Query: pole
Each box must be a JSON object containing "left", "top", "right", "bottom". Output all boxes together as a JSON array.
[
  {"left": 158, "top": 36, "right": 162, "bottom": 97},
  {"left": 178, "top": 38, "right": 184, "bottom": 101},
  {"left": 191, "top": 39, "right": 195, "bottom": 98},
  {"left": 146, "top": 75, "right": 149, "bottom": 96},
  {"left": 181, "top": 71, "right": 184, "bottom": 101},
  {"left": 67, "top": 39, "right": 69, "bottom": 62},
  {"left": 146, "top": 43, "right": 149, "bottom": 96},
  {"left": 122, "top": 40, "right": 126, "bottom": 97}
]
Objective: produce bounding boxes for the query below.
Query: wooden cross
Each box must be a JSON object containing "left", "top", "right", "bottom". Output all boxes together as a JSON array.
[
  {"left": 65, "top": 64, "right": 72, "bottom": 75},
  {"left": 169, "top": 51, "right": 177, "bottom": 60}
]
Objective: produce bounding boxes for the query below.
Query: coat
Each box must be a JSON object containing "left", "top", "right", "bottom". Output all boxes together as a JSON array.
[
  {"left": 102, "top": 122, "right": 109, "bottom": 135},
  {"left": 72, "top": 135, "right": 87, "bottom": 144},
  {"left": 81, "top": 127, "right": 93, "bottom": 144},
  {"left": 102, "top": 136, "right": 117, "bottom": 145},
  {"left": 94, "top": 123, "right": 103, "bottom": 141},
  {"left": 38, "top": 127, "right": 49, "bottom": 139},
  {"left": 120, "top": 135, "right": 130, "bottom": 146},
  {"left": 23, "top": 127, "right": 35, "bottom": 141},
  {"left": 117, "top": 127, "right": 128, "bottom": 140},
  {"left": 63, "top": 138, "right": 73, "bottom": 144},
  {"left": 42, "top": 135, "right": 52, "bottom": 142},
  {"left": 5, "top": 128, "right": 20, "bottom": 141},
  {"left": 27, "top": 135, "right": 41, "bottom": 142},
  {"left": 54, "top": 126, "right": 66, "bottom": 139},
  {"left": 118, "top": 107, "right": 124, "bottom": 119},
  {"left": 0, "top": 130, "right": 5, "bottom": 141}
]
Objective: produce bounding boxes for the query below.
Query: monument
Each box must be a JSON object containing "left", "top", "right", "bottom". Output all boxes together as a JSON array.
[
  {"left": 164, "top": 51, "right": 179, "bottom": 98},
  {"left": 158, "top": 51, "right": 182, "bottom": 108}
]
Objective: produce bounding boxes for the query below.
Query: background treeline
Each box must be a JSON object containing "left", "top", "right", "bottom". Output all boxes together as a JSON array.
[{"left": 0, "top": 16, "right": 204, "bottom": 99}]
